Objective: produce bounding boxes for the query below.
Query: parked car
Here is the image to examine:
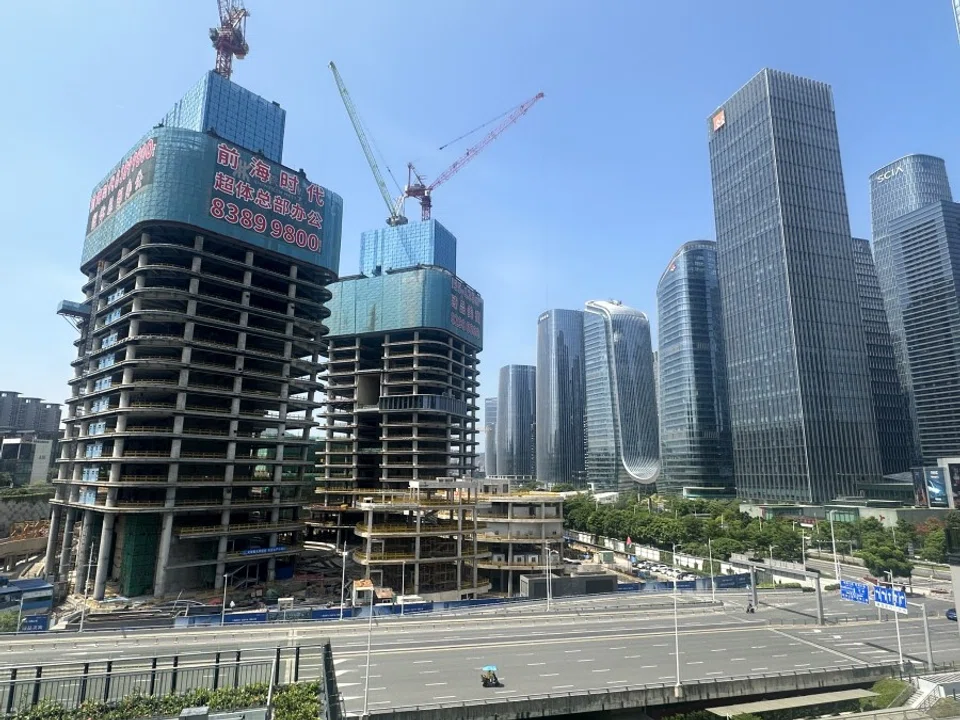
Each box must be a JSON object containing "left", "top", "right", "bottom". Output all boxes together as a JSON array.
[{"left": 947, "top": 608, "right": 957, "bottom": 621}]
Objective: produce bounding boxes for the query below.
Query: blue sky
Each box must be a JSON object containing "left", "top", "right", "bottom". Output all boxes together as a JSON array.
[{"left": 1, "top": 1, "right": 958, "bottom": 418}]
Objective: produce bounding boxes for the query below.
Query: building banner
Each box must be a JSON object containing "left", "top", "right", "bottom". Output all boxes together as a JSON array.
[
  {"left": 912, "top": 468, "right": 929, "bottom": 508},
  {"left": 925, "top": 467, "right": 949, "bottom": 508}
]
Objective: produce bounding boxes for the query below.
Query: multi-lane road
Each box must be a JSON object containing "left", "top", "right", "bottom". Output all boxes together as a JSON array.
[{"left": 3, "top": 591, "right": 959, "bottom": 715}]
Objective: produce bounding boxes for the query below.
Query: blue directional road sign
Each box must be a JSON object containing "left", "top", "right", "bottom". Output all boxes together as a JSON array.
[
  {"left": 840, "top": 580, "right": 870, "bottom": 605},
  {"left": 873, "top": 584, "right": 908, "bottom": 615},
  {"left": 20, "top": 615, "right": 49, "bottom": 632}
]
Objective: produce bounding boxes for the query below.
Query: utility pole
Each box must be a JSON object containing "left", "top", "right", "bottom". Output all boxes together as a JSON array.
[
  {"left": 707, "top": 537, "right": 716, "bottom": 603},
  {"left": 672, "top": 543, "right": 681, "bottom": 698}
]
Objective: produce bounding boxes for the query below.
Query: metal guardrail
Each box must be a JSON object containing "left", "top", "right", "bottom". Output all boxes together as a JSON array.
[{"left": 0, "top": 644, "right": 334, "bottom": 717}]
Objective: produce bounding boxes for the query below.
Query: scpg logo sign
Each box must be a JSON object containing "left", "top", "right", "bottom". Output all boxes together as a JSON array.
[{"left": 875, "top": 165, "right": 904, "bottom": 183}]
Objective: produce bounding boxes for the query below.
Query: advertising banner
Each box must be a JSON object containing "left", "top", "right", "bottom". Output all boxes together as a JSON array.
[
  {"left": 925, "top": 467, "right": 949, "bottom": 508},
  {"left": 948, "top": 463, "right": 960, "bottom": 509},
  {"left": 912, "top": 468, "right": 929, "bottom": 508}
]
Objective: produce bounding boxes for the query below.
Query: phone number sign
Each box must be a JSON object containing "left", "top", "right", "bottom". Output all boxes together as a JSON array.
[{"left": 210, "top": 143, "right": 326, "bottom": 253}]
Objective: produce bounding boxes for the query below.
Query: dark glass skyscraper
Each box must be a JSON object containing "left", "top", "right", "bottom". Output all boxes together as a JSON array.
[
  {"left": 484, "top": 397, "right": 498, "bottom": 476},
  {"left": 536, "top": 310, "right": 586, "bottom": 487},
  {"left": 869, "top": 154, "right": 952, "bottom": 455},
  {"left": 496, "top": 365, "right": 536, "bottom": 477},
  {"left": 583, "top": 301, "right": 659, "bottom": 493},
  {"left": 889, "top": 202, "right": 960, "bottom": 463},
  {"left": 707, "top": 68, "right": 881, "bottom": 504},
  {"left": 851, "top": 237, "right": 916, "bottom": 474},
  {"left": 656, "top": 241, "right": 733, "bottom": 495}
]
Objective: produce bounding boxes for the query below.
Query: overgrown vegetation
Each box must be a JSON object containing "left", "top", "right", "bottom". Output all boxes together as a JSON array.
[
  {"left": 859, "top": 678, "right": 912, "bottom": 711},
  {"left": 0, "top": 485, "right": 55, "bottom": 500},
  {"left": 10, "top": 681, "right": 322, "bottom": 720},
  {"left": 929, "top": 697, "right": 960, "bottom": 719},
  {"left": 564, "top": 493, "right": 960, "bottom": 578},
  {"left": 0, "top": 610, "right": 18, "bottom": 633}
]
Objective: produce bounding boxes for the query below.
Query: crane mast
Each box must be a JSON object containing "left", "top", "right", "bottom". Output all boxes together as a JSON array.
[
  {"left": 329, "top": 62, "right": 407, "bottom": 227},
  {"left": 210, "top": 0, "right": 250, "bottom": 80},
  {"left": 404, "top": 92, "right": 545, "bottom": 221}
]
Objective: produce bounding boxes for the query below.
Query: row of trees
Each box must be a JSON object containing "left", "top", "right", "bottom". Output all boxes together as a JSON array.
[{"left": 562, "top": 493, "right": 960, "bottom": 579}]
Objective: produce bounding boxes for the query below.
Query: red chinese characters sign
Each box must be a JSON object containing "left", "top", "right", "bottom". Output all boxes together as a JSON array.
[
  {"left": 209, "top": 142, "right": 326, "bottom": 253},
  {"left": 87, "top": 138, "right": 158, "bottom": 235},
  {"left": 449, "top": 276, "right": 482, "bottom": 340}
]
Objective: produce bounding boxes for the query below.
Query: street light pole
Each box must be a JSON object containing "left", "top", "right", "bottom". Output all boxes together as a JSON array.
[
  {"left": 886, "top": 571, "right": 904, "bottom": 668},
  {"left": 672, "top": 542, "right": 681, "bottom": 698},
  {"left": 708, "top": 537, "right": 716, "bottom": 603},
  {"left": 829, "top": 511, "right": 842, "bottom": 582},
  {"left": 340, "top": 541, "right": 348, "bottom": 622},
  {"left": 16, "top": 593, "right": 24, "bottom": 635},
  {"left": 546, "top": 545, "right": 552, "bottom": 612},
  {"left": 362, "top": 586, "right": 375, "bottom": 719},
  {"left": 401, "top": 562, "right": 405, "bottom": 617},
  {"left": 220, "top": 573, "right": 229, "bottom": 626}
]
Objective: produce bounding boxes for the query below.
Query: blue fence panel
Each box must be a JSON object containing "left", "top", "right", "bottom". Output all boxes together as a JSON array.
[{"left": 223, "top": 611, "right": 268, "bottom": 624}]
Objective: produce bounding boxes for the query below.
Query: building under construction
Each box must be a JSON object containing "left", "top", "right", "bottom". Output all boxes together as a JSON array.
[
  {"left": 309, "top": 220, "right": 487, "bottom": 600},
  {"left": 44, "top": 68, "right": 343, "bottom": 599}
]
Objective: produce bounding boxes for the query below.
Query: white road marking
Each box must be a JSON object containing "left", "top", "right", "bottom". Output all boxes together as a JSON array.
[
  {"left": 577, "top": 658, "right": 596, "bottom": 663},
  {"left": 606, "top": 680, "right": 630, "bottom": 684},
  {"left": 592, "top": 668, "right": 611, "bottom": 673},
  {"left": 752, "top": 667, "right": 768, "bottom": 671},
  {"left": 419, "top": 670, "right": 440, "bottom": 674},
  {"left": 413, "top": 660, "right": 433, "bottom": 664},
  {"left": 540, "top": 673, "right": 559, "bottom": 677},
  {"left": 625, "top": 655, "right": 644, "bottom": 659},
  {"left": 609, "top": 646, "right": 627, "bottom": 650},
  {"left": 424, "top": 682, "right": 447, "bottom": 687},
  {"left": 495, "top": 690, "right": 515, "bottom": 695},
  {"left": 795, "top": 663, "right": 811, "bottom": 667},
  {"left": 710, "top": 648, "right": 726, "bottom": 652},
  {"left": 527, "top": 662, "right": 546, "bottom": 666},
  {"left": 433, "top": 695, "right": 457, "bottom": 700},
  {"left": 687, "top": 661, "right": 704, "bottom": 665},
  {"left": 705, "top": 671, "right": 724, "bottom": 676},
  {"left": 731, "top": 657, "right": 745, "bottom": 661},
  {"left": 369, "top": 701, "right": 391, "bottom": 706},
  {"left": 641, "top": 664, "right": 658, "bottom": 668},
  {"left": 553, "top": 684, "right": 574, "bottom": 689},
  {"left": 658, "top": 675, "right": 675, "bottom": 680},
  {"left": 773, "top": 654, "right": 787, "bottom": 658},
  {"left": 564, "top": 649, "right": 581, "bottom": 654}
]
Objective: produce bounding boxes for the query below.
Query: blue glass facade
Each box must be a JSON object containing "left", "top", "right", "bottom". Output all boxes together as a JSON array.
[
  {"left": 81, "top": 127, "right": 342, "bottom": 273},
  {"left": 583, "top": 301, "right": 659, "bottom": 493},
  {"left": 162, "top": 71, "right": 285, "bottom": 163},
  {"left": 889, "top": 202, "right": 960, "bottom": 463},
  {"left": 708, "top": 69, "right": 881, "bottom": 504},
  {"left": 869, "top": 154, "right": 952, "bottom": 455},
  {"left": 496, "top": 365, "right": 536, "bottom": 477},
  {"left": 360, "top": 220, "right": 457, "bottom": 277},
  {"left": 325, "top": 267, "right": 482, "bottom": 348},
  {"left": 536, "top": 310, "right": 586, "bottom": 487},
  {"left": 656, "top": 241, "right": 733, "bottom": 495},
  {"left": 484, "top": 397, "right": 498, "bottom": 476},
  {"left": 851, "top": 237, "right": 916, "bottom": 474}
]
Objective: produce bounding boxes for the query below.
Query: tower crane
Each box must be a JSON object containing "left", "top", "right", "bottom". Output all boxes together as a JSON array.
[
  {"left": 403, "top": 92, "right": 545, "bottom": 221},
  {"left": 329, "top": 62, "right": 408, "bottom": 227},
  {"left": 210, "top": 0, "right": 250, "bottom": 80}
]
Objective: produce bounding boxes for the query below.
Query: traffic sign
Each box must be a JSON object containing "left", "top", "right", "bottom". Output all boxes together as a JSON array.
[
  {"left": 873, "top": 584, "right": 908, "bottom": 614},
  {"left": 840, "top": 580, "right": 870, "bottom": 605}
]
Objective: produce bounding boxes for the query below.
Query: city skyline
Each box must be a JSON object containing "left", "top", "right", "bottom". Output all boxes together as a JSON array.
[{"left": 3, "top": 3, "right": 959, "bottom": 421}]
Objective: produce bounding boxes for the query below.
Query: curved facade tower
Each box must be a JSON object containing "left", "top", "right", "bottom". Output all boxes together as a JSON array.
[
  {"left": 496, "top": 365, "right": 536, "bottom": 478},
  {"left": 870, "top": 154, "right": 952, "bottom": 460},
  {"left": 583, "top": 301, "right": 659, "bottom": 493},
  {"left": 536, "top": 310, "right": 586, "bottom": 487},
  {"left": 484, "top": 397, "right": 498, "bottom": 476},
  {"left": 657, "top": 241, "right": 733, "bottom": 496}
]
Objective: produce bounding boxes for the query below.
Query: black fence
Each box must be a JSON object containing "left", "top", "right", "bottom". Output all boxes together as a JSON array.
[{"left": 0, "top": 643, "right": 336, "bottom": 718}]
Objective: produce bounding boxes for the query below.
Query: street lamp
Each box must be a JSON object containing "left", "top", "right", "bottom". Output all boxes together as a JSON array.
[
  {"left": 671, "top": 542, "right": 681, "bottom": 698},
  {"left": 769, "top": 545, "right": 775, "bottom": 565},
  {"left": 220, "top": 573, "right": 229, "bottom": 626},
  {"left": 16, "top": 592, "right": 24, "bottom": 635},
  {"left": 707, "top": 537, "right": 716, "bottom": 603},
  {"left": 828, "top": 510, "right": 842, "bottom": 582},
  {"left": 361, "top": 584, "right": 375, "bottom": 718},
  {"left": 339, "top": 541, "right": 349, "bottom": 622},
  {"left": 886, "top": 570, "right": 904, "bottom": 667},
  {"left": 401, "top": 561, "right": 406, "bottom": 617},
  {"left": 545, "top": 547, "right": 560, "bottom": 611}
]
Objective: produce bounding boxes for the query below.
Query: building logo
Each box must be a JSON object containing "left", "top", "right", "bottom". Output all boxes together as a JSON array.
[
  {"left": 875, "top": 164, "right": 904, "bottom": 183},
  {"left": 712, "top": 109, "right": 726, "bottom": 131}
]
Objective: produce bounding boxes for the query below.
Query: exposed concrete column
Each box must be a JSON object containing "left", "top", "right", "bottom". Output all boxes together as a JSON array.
[
  {"left": 93, "top": 513, "right": 117, "bottom": 600},
  {"left": 153, "top": 512, "right": 175, "bottom": 597},
  {"left": 44, "top": 506, "right": 64, "bottom": 577},
  {"left": 74, "top": 510, "right": 95, "bottom": 592},
  {"left": 57, "top": 507, "right": 78, "bottom": 578}
]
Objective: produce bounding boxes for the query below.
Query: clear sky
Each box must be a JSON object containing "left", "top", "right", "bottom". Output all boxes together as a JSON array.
[{"left": 1, "top": 1, "right": 957, "bottom": 426}]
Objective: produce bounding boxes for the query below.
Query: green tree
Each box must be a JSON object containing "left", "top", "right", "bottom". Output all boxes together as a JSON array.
[
  {"left": 859, "top": 545, "right": 914, "bottom": 579},
  {"left": 0, "top": 610, "right": 18, "bottom": 633},
  {"left": 921, "top": 528, "right": 947, "bottom": 563}
]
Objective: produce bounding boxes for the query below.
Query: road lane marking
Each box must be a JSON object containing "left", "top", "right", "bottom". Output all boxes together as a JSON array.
[
  {"left": 540, "top": 673, "right": 559, "bottom": 677},
  {"left": 424, "top": 682, "right": 447, "bottom": 686},
  {"left": 750, "top": 645, "right": 767, "bottom": 649},
  {"left": 705, "top": 671, "right": 724, "bottom": 676},
  {"left": 564, "top": 649, "right": 581, "bottom": 653},
  {"left": 641, "top": 664, "right": 657, "bottom": 668},
  {"left": 419, "top": 670, "right": 440, "bottom": 674},
  {"left": 527, "top": 662, "right": 546, "bottom": 666},
  {"left": 773, "top": 654, "right": 787, "bottom": 658},
  {"left": 658, "top": 675, "right": 675, "bottom": 680},
  {"left": 413, "top": 660, "right": 433, "bottom": 664},
  {"left": 795, "top": 663, "right": 811, "bottom": 667},
  {"left": 652, "top": 643, "right": 668, "bottom": 647},
  {"left": 606, "top": 680, "right": 630, "bottom": 684},
  {"left": 731, "top": 658, "right": 745, "bottom": 661},
  {"left": 577, "top": 658, "right": 596, "bottom": 662},
  {"left": 752, "top": 667, "right": 768, "bottom": 671},
  {"left": 433, "top": 695, "right": 457, "bottom": 700},
  {"left": 609, "top": 646, "right": 626, "bottom": 650},
  {"left": 709, "top": 648, "right": 726, "bottom": 652},
  {"left": 495, "top": 690, "right": 515, "bottom": 694},
  {"left": 769, "top": 627, "right": 866, "bottom": 666},
  {"left": 592, "top": 668, "right": 610, "bottom": 673},
  {"left": 368, "top": 687, "right": 386, "bottom": 691},
  {"left": 553, "top": 685, "right": 574, "bottom": 689},
  {"left": 625, "top": 655, "right": 644, "bottom": 659},
  {"left": 687, "top": 661, "right": 703, "bottom": 665}
]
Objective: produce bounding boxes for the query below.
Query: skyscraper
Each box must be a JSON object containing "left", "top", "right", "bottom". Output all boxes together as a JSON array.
[
  {"left": 536, "top": 310, "right": 586, "bottom": 487},
  {"left": 707, "top": 68, "right": 881, "bottom": 504},
  {"left": 484, "top": 397, "right": 498, "bottom": 477},
  {"left": 889, "top": 201, "right": 960, "bottom": 463},
  {"left": 657, "top": 241, "right": 733, "bottom": 496},
  {"left": 496, "top": 365, "right": 536, "bottom": 478},
  {"left": 47, "top": 72, "right": 342, "bottom": 599},
  {"left": 583, "top": 300, "right": 659, "bottom": 493},
  {"left": 869, "top": 154, "right": 952, "bottom": 456},
  {"left": 851, "top": 237, "right": 916, "bottom": 474}
]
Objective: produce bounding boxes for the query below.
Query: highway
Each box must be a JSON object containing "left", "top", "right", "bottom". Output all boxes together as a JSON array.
[{"left": 3, "top": 590, "right": 959, "bottom": 715}]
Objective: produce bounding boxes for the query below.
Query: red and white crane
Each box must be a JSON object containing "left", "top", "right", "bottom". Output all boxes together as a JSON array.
[
  {"left": 210, "top": 0, "right": 250, "bottom": 80},
  {"left": 403, "top": 92, "right": 545, "bottom": 221}
]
